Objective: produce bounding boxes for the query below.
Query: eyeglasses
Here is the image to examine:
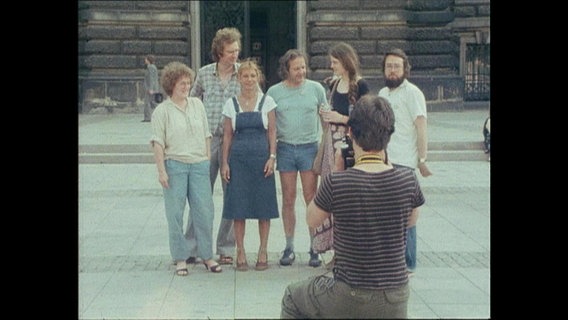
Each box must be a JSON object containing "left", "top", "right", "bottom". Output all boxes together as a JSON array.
[{"left": 385, "top": 64, "right": 403, "bottom": 70}]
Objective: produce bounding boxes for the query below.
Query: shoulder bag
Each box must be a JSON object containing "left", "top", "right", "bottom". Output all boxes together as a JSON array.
[{"left": 312, "top": 79, "right": 339, "bottom": 175}]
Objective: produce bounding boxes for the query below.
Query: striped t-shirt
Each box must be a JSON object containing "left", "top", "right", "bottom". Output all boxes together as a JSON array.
[{"left": 313, "top": 166, "right": 425, "bottom": 290}]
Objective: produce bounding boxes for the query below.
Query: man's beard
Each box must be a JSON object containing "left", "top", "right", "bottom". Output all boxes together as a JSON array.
[{"left": 385, "top": 75, "right": 405, "bottom": 89}]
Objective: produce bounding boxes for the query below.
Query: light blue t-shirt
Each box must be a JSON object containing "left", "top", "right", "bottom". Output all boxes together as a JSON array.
[{"left": 266, "top": 79, "right": 328, "bottom": 144}]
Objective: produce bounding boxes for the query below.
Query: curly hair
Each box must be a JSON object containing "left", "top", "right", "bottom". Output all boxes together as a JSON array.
[
  {"left": 160, "top": 61, "right": 195, "bottom": 97},
  {"left": 211, "top": 27, "right": 242, "bottom": 62},
  {"left": 348, "top": 95, "right": 395, "bottom": 152}
]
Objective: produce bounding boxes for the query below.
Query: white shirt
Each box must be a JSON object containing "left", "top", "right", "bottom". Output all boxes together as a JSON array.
[
  {"left": 221, "top": 94, "right": 277, "bottom": 131},
  {"left": 378, "top": 79, "right": 427, "bottom": 168}
]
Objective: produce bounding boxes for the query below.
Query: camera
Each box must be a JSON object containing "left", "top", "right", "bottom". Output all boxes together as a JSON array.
[{"left": 340, "top": 135, "right": 355, "bottom": 168}]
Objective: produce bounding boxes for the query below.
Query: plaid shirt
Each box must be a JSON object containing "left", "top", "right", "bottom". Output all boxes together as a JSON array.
[{"left": 190, "top": 62, "right": 241, "bottom": 136}]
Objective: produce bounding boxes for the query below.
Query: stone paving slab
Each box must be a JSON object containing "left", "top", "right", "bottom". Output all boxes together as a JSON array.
[
  {"left": 78, "top": 108, "right": 491, "bottom": 319},
  {"left": 79, "top": 160, "right": 490, "bottom": 319}
]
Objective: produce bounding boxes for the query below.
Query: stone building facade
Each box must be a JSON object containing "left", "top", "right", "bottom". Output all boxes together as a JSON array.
[{"left": 78, "top": 0, "right": 490, "bottom": 114}]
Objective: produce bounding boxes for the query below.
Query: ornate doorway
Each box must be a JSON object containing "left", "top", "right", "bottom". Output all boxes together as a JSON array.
[{"left": 200, "top": 1, "right": 296, "bottom": 90}]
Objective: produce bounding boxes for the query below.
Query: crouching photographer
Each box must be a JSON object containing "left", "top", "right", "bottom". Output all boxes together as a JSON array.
[{"left": 280, "top": 94, "right": 425, "bottom": 319}]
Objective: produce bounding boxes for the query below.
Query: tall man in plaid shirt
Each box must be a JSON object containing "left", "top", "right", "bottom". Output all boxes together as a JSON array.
[{"left": 186, "top": 27, "right": 242, "bottom": 265}]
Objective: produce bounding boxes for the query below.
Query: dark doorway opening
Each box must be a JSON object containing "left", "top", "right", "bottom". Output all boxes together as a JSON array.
[{"left": 200, "top": 1, "right": 296, "bottom": 90}]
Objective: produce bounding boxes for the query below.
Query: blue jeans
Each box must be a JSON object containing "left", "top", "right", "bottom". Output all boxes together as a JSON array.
[
  {"left": 163, "top": 159, "right": 214, "bottom": 262},
  {"left": 184, "top": 135, "right": 235, "bottom": 257},
  {"left": 406, "top": 225, "right": 416, "bottom": 271},
  {"left": 393, "top": 164, "right": 418, "bottom": 271}
]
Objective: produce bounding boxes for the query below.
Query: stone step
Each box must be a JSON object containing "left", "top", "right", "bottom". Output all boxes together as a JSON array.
[
  {"left": 78, "top": 150, "right": 488, "bottom": 164},
  {"left": 429, "top": 141, "right": 484, "bottom": 151},
  {"left": 79, "top": 153, "right": 155, "bottom": 164},
  {"left": 428, "top": 150, "right": 488, "bottom": 161},
  {"left": 79, "top": 141, "right": 485, "bottom": 154},
  {"left": 79, "top": 144, "right": 151, "bottom": 153},
  {"left": 79, "top": 141, "right": 488, "bottom": 164}
]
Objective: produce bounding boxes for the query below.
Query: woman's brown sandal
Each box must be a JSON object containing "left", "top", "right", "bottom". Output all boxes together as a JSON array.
[
  {"left": 255, "top": 248, "right": 269, "bottom": 271},
  {"left": 236, "top": 261, "right": 249, "bottom": 272},
  {"left": 235, "top": 248, "right": 248, "bottom": 271}
]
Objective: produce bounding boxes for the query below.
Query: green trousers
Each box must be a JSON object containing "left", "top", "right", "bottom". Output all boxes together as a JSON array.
[{"left": 281, "top": 274, "right": 409, "bottom": 319}]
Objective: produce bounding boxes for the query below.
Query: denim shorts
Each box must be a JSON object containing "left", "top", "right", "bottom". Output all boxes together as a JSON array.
[{"left": 276, "top": 141, "right": 318, "bottom": 172}]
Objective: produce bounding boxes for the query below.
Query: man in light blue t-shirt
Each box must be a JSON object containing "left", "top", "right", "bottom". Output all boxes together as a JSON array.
[{"left": 266, "top": 49, "right": 329, "bottom": 268}]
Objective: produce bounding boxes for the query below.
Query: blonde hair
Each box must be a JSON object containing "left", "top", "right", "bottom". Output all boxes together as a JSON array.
[{"left": 238, "top": 59, "right": 265, "bottom": 87}]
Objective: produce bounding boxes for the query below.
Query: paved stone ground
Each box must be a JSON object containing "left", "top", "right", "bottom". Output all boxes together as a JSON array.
[
  {"left": 80, "top": 250, "right": 488, "bottom": 274},
  {"left": 78, "top": 109, "right": 490, "bottom": 319}
]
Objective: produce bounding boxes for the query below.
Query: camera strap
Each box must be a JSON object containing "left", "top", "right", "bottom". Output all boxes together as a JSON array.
[
  {"left": 329, "top": 79, "right": 339, "bottom": 107},
  {"left": 355, "top": 155, "right": 384, "bottom": 166}
]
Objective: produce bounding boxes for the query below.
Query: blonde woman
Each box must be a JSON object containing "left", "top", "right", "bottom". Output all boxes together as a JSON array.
[{"left": 220, "top": 60, "right": 279, "bottom": 271}]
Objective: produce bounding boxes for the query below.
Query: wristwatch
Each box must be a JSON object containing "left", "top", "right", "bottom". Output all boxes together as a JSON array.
[
  {"left": 270, "top": 153, "right": 277, "bottom": 159},
  {"left": 419, "top": 158, "right": 426, "bottom": 164}
]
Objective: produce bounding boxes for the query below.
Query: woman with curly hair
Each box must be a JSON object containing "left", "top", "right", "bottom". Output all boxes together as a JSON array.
[{"left": 150, "top": 61, "right": 222, "bottom": 276}]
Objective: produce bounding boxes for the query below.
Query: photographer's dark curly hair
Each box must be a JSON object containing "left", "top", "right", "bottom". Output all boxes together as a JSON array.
[{"left": 347, "top": 94, "right": 395, "bottom": 152}]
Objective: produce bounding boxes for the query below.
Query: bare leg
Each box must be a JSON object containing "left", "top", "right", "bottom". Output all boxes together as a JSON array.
[
  {"left": 258, "top": 219, "right": 270, "bottom": 263},
  {"left": 279, "top": 171, "right": 298, "bottom": 239},
  {"left": 234, "top": 219, "right": 246, "bottom": 264},
  {"left": 255, "top": 219, "right": 270, "bottom": 270},
  {"left": 299, "top": 169, "right": 322, "bottom": 266},
  {"left": 299, "top": 170, "right": 318, "bottom": 238}
]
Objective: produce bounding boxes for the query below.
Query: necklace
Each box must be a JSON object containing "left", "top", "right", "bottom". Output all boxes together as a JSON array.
[
  {"left": 240, "top": 94, "right": 257, "bottom": 111},
  {"left": 354, "top": 155, "right": 384, "bottom": 166}
]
